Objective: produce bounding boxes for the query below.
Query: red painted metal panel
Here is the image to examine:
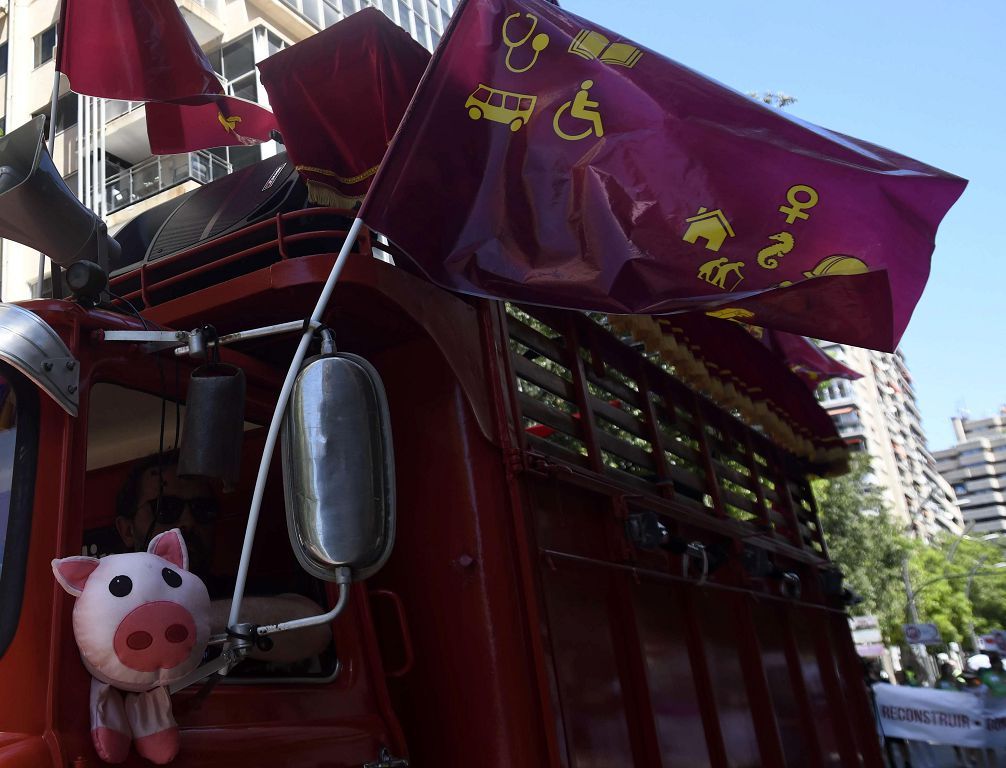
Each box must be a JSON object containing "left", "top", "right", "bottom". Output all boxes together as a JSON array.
[
  {"left": 751, "top": 602, "right": 814, "bottom": 766},
  {"left": 694, "top": 593, "right": 762, "bottom": 768},
  {"left": 630, "top": 581, "right": 712, "bottom": 768},
  {"left": 789, "top": 616, "right": 843, "bottom": 766},
  {"left": 538, "top": 559, "right": 636, "bottom": 767}
]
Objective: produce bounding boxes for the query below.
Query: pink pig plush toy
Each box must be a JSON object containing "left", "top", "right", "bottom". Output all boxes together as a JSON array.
[{"left": 52, "top": 529, "right": 210, "bottom": 764}]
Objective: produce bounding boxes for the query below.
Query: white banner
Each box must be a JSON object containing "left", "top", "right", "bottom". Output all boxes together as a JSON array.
[{"left": 874, "top": 684, "right": 1006, "bottom": 749}]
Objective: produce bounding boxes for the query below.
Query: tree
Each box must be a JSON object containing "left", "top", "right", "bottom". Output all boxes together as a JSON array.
[{"left": 814, "top": 453, "right": 911, "bottom": 643}]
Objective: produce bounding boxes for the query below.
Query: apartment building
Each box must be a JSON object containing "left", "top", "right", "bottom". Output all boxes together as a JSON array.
[
  {"left": 0, "top": 0, "right": 454, "bottom": 299},
  {"left": 816, "top": 343, "right": 962, "bottom": 539},
  {"left": 935, "top": 413, "right": 1006, "bottom": 534}
]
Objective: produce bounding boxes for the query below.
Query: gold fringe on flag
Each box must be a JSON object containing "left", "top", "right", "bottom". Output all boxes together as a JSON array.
[{"left": 607, "top": 315, "right": 848, "bottom": 472}]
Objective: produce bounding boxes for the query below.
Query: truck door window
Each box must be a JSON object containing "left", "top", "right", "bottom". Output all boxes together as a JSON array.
[
  {"left": 0, "top": 367, "right": 40, "bottom": 661},
  {"left": 84, "top": 382, "right": 338, "bottom": 682}
]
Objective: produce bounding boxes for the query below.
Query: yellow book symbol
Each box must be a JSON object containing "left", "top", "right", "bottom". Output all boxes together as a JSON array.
[{"left": 568, "top": 29, "right": 643, "bottom": 68}]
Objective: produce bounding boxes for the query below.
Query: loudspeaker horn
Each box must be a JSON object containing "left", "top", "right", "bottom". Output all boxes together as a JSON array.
[{"left": 0, "top": 115, "right": 120, "bottom": 270}]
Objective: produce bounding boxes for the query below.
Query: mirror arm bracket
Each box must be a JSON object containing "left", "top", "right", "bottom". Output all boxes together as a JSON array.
[{"left": 255, "top": 568, "right": 351, "bottom": 637}]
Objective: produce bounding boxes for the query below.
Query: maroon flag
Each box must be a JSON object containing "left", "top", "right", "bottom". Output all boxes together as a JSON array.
[
  {"left": 360, "top": 0, "right": 966, "bottom": 351},
  {"left": 57, "top": 0, "right": 223, "bottom": 102},
  {"left": 257, "top": 9, "right": 430, "bottom": 206},
  {"left": 146, "top": 96, "right": 278, "bottom": 154},
  {"left": 764, "top": 329, "right": 862, "bottom": 390}
]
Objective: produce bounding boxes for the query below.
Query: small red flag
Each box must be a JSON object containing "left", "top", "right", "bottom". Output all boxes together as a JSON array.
[
  {"left": 763, "top": 330, "right": 862, "bottom": 390},
  {"left": 257, "top": 9, "right": 430, "bottom": 206},
  {"left": 360, "top": 0, "right": 966, "bottom": 352},
  {"left": 145, "top": 96, "right": 278, "bottom": 155},
  {"left": 57, "top": 0, "right": 223, "bottom": 102}
]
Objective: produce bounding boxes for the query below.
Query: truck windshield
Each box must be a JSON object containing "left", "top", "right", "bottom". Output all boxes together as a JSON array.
[
  {"left": 0, "top": 368, "right": 39, "bottom": 661},
  {"left": 0, "top": 386, "right": 17, "bottom": 576}
]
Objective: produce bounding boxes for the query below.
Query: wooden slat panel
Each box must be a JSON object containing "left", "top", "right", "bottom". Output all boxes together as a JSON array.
[
  {"left": 525, "top": 433, "right": 590, "bottom": 468},
  {"left": 597, "top": 427, "right": 656, "bottom": 471},
  {"left": 592, "top": 397, "right": 650, "bottom": 440},
  {"left": 507, "top": 313, "right": 568, "bottom": 362},
  {"left": 721, "top": 488, "right": 760, "bottom": 517},
  {"left": 583, "top": 366, "right": 645, "bottom": 410},
  {"left": 512, "top": 355, "right": 576, "bottom": 401},
  {"left": 518, "top": 395, "right": 581, "bottom": 436}
]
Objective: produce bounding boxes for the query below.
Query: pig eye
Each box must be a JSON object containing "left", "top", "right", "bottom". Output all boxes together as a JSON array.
[
  {"left": 108, "top": 576, "right": 132, "bottom": 598},
  {"left": 162, "top": 568, "right": 182, "bottom": 588}
]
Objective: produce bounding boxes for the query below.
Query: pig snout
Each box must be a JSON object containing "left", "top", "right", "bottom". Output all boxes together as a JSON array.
[{"left": 113, "top": 601, "right": 198, "bottom": 672}]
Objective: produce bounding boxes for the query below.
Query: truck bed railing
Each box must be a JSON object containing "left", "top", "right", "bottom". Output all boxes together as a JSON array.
[
  {"left": 502, "top": 304, "right": 828, "bottom": 556},
  {"left": 108, "top": 208, "right": 372, "bottom": 311}
]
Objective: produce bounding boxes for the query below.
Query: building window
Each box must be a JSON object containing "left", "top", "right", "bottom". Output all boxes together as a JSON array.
[
  {"left": 209, "top": 32, "right": 259, "bottom": 103},
  {"left": 31, "top": 92, "right": 79, "bottom": 136},
  {"left": 33, "top": 25, "right": 57, "bottom": 68},
  {"left": 0, "top": 43, "right": 8, "bottom": 78},
  {"left": 280, "top": 0, "right": 344, "bottom": 28}
]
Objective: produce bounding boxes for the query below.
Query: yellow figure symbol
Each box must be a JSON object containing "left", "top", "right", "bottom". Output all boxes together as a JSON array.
[
  {"left": 466, "top": 83, "right": 537, "bottom": 131},
  {"left": 697, "top": 257, "right": 745, "bottom": 290},
  {"left": 756, "top": 232, "right": 795, "bottom": 269},
  {"left": 778, "top": 184, "right": 819, "bottom": 224},
  {"left": 553, "top": 80, "right": 604, "bottom": 141},
  {"left": 502, "top": 12, "right": 550, "bottom": 74},
  {"left": 218, "top": 112, "right": 242, "bottom": 132}
]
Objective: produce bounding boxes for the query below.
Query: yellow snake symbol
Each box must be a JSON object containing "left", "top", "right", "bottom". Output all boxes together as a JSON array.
[{"left": 756, "top": 232, "right": 794, "bottom": 269}]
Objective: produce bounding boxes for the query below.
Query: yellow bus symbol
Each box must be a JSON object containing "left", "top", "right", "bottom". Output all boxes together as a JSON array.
[{"left": 465, "top": 84, "right": 537, "bottom": 132}]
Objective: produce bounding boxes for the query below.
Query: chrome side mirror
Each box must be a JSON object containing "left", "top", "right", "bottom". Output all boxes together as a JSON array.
[{"left": 281, "top": 352, "right": 395, "bottom": 582}]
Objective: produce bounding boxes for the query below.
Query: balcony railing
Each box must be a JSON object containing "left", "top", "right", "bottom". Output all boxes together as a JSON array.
[
  {"left": 105, "top": 100, "right": 144, "bottom": 123},
  {"left": 106, "top": 151, "right": 231, "bottom": 213}
]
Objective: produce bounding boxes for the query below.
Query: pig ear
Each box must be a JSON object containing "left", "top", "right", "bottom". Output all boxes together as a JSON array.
[
  {"left": 148, "top": 528, "right": 188, "bottom": 571},
  {"left": 52, "top": 556, "right": 100, "bottom": 597}
]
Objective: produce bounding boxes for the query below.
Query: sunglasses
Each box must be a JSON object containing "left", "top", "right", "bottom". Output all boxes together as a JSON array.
[{"left": 144, "top": 495, "right": 219, "bottom": 525}]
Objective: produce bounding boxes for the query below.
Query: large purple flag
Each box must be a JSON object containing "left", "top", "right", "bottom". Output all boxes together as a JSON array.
[{"left": 361, "top": 0, "right": 966, "bottom": 351}]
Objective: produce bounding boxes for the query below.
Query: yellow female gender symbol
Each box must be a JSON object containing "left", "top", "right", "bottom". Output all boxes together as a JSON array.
[
  {"left": 778, "top": 184, "right": 819, "bottom": 224},
  {"left": 502, "top": 12, "right": 550, "bottom": 73}
]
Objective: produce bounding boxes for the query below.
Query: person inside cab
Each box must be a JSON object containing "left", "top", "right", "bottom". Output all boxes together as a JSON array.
[{"left": 114, "top": 453, "right": 331, "bottom": 665}]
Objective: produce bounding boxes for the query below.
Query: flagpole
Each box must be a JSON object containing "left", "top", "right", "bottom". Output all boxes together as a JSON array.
[
  {"left": 36, "top": 27, "right": 61, "bottom": 298},
  {"left": 227, "top": 217, "right": 366, "bottom": 632},
  {"left": 37, "top": 1, "right": 64, "bottom": 299}
]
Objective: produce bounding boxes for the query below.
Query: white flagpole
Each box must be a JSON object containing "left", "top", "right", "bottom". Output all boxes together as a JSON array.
[
  {"left": 227, "top": 217, "right": 366, "bottom": 630},
  {"left": 36, "top": 24, "right": 61, "bottom": 298}
]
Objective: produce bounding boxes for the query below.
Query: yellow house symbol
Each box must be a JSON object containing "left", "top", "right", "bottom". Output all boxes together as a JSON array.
[{"left": 682, "top": 207, "right": 735, "bottom": 252}]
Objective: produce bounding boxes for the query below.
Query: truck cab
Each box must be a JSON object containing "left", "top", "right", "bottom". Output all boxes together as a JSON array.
[{"left": 0, "top": 152, "right": 882, "bottom": 767}]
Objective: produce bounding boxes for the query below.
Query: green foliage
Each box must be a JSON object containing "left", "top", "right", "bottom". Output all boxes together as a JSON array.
[
  {"left": 815, "top": 453, "right": 1006, "bottom": 650},
  {"left": 814, "top": 454, "right": 910, "bottom": 643}
]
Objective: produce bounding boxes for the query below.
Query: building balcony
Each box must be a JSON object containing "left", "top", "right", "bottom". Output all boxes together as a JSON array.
[
  {"left": 106, "top": 151, "right": 231, "bottom": 214},
  {"left": 178, "top": 0, "right": 226, "bottom": 46}
]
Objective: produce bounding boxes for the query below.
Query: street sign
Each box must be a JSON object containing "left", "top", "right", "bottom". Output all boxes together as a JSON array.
[
  {"left": 855, "top": 643, "right": 886, "bottom": 658},
  {"left": 979, "top": 631, "right": 1006, "bottom": 653},
  {"left": 904, "top": 623, "right": 942, "bottom": 645},
  {"left": 853, "top": 628, "right": 883, "bottom": 645},
  {"left": 850, "top": 615, "right": 879, "bottom": 631}
]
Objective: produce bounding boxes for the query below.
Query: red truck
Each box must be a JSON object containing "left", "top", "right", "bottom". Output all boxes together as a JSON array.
[{"left": 0, "top": 144, "right": 883, "bottom": 766}]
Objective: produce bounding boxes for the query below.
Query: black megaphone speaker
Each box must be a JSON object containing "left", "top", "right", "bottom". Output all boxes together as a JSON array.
[{"left": 0, "top": 115, "right": 121, "bottom": 271}]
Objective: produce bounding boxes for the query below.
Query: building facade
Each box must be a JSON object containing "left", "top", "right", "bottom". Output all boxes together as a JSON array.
[
  {"left": 0, "top": 0, "right": 454, "bottom": 299},
  {"left": 816, "top": 343, "right": 962, "bottom": 539},
  {"left": 934, "top": 413, "right": 1006, "bottom": 534}
]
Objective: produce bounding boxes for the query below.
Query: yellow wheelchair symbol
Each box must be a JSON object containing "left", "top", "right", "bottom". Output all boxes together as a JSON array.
[{"left": 553, "top": 80, "right": 604, "bottom": 141}]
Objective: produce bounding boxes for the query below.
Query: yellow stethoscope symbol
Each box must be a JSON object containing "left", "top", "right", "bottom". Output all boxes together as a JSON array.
[
  {"left": 502, "top": 12, "right": 549, "bottom": 73},
  {"left": 553, "top": 80, "right": 604, "bottom": 141}
]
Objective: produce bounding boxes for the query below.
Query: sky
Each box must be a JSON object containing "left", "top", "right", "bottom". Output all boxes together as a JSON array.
[{"left": 563, "top": 0, "right": 1002, "bottom": 451}]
